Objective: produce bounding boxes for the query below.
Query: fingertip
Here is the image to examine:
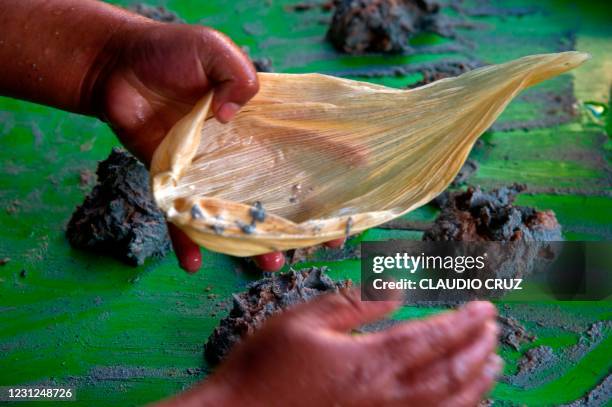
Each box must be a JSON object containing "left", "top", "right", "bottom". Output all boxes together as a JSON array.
[
  {"left": 485, "top": 320, "right": 500, "bottom": 339},
  {"left": 167, "top": 223, "right": 202, "bottom": 273},
  {"left": 324, "top": 237, "right": 346, "bottom": 249},
  {"left": 462, "top": 301, "right": 497, "bottom": 319},
  {"left": 179, "top": 251, "right": 202, "bottom": 274},
  {"left": 215, "top": 102, "right": 241, "bottom": 123},
  {"left": 210, "top": 74, "right": 258, "bottom": 123},
  {"left": 253, "top": 252, "right": 285, "bottom": 272}
]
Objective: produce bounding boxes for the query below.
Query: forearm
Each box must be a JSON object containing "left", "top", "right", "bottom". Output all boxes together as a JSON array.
[{"left": 0, "top": 0, "right": 148, "bottom": 115}]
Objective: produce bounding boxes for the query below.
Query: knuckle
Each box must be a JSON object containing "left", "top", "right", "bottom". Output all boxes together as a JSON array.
[
  {"left": 243, "top": 76, "right": 260, "bottom": 97},
  {"left": 192, "top": 25, "right": 216, "bottom": 40},
  {"left": 426, "top": 361, "right": 460, "bottom": 398},
  {"left": 429, "top": 319, "right": 452, "bottom": 344},
  {"left": 448, "top": 357, "right": 466, "bottom": 390}
]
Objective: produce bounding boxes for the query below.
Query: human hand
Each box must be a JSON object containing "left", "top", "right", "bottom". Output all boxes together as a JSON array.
[
  {"left": 95, "top": 20, "right": 350, "bottom": 273},
  {"left": 91, "top": 20, "right": 268, "bottom": 272},
  {"left": 0, "top": 0, "right": 352, "bottom": 272},
  {"left": 157, "top": 292, "right": 502, "bottom": 407}
]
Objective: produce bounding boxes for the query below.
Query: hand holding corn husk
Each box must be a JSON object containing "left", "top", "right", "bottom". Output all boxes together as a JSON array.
[{"left": 150, "top": 52, "right": 588, "bottom": 256}]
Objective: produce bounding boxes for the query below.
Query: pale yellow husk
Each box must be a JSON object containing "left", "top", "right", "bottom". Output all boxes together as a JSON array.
[{"left": 150, "top": 51, "right": 588, "bottom": 256}]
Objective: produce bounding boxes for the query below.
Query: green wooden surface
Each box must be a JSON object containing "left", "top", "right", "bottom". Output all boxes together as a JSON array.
[{"left": 0, "top": 0, "right": 611, "bottom": 406}]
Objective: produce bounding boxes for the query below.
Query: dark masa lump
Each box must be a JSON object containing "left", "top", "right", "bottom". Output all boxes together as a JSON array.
[
  {"left": 205, "top": 267, "right": 351, "bottom": 365},
  {"left": 128, "top": 3, "right": 184, "bottom": 23},
  {"left": 66, "top": 148, "right": 171, "bottom": 266},
  {"left": 327, "top": 0, "right": 447, "bottom": 54},
  {"left": 424, "top": 184, "right": 562, "bottom": 242}
]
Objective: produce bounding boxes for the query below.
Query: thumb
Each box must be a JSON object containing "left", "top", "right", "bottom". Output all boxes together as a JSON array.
[
  {"left": 212, "top": 76, "right": 259, "bottom": 123},
  {"left": 290, "top": 288, "right": 402, "bottom": 332},
  {"left": 196, "top": 28, "right": 259, "bottom": 123}
]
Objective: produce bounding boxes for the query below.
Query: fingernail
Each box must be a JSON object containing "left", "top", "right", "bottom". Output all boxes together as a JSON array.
[
  {"left": 217, "top": 102, "right": 241, "bottom": 123},
  {"left": 179, "top": 253, "right": 202, "bottom": 273},
  {"left": 253, "top": 252, "right": 285, "bottom": 272},
  {"left": 324, "top": 237, "right": 346, "bottom": 249}
]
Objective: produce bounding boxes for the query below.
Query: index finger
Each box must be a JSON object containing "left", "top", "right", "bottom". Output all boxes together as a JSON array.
[{"left": 369, "top": 301, "right": 497, "bottom": 368}]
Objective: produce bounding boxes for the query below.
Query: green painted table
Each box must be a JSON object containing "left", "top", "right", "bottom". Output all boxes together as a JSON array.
[{"left": 0, "top": 0, "right": 610, "bottom": 405}]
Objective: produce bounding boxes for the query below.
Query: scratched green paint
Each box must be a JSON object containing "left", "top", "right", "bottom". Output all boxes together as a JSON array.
[{"left": 0, "top": 0, "right": 610, "bottom": 406}]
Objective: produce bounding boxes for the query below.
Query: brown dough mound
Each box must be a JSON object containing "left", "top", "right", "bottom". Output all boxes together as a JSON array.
[
  {"left": 205, "top": 267, "right": 351, "bottom": 365},
  {"left": 424, "top": 184, "right": 562, "bottom": 242},
  {"left": 327, "top": 0, "right": 446, "bottom": 54}
]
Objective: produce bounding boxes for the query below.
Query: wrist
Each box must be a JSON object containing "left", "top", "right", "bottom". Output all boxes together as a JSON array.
[{"left": 0, "top": 0, "right": 155, "bottom": 115}]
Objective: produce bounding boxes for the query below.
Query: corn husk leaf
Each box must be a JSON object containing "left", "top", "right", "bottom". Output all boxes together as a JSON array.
[{"left": 150, "top": 51, "right": 588, "bottom": 256}]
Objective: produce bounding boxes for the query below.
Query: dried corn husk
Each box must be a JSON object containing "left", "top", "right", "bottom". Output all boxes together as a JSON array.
[{"left": 150, "top": 51, "right": 588, "bottom": 256}]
